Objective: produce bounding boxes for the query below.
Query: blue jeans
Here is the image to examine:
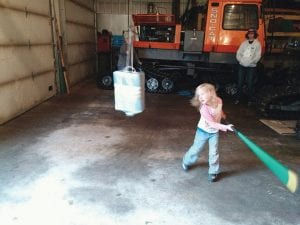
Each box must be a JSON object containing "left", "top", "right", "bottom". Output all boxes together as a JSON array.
[
  {"left": 236, "top": 65, "right": 256, "bottom": 101},
  {"left": 183, "top": 128, "right": 220, "bottom": 174}
]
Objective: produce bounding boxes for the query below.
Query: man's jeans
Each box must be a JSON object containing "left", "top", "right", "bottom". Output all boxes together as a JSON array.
[
  {"left": 236, "top": 65, "right": 256, "bottom": 101},
  {"left": 183, "top": 128, "right": 219, "bottom": 175}
]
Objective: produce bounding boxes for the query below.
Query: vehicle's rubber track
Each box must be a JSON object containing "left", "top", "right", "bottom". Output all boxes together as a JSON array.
[
  {"left": 256, "top": 84, "right": 300, "bottom": 119},
  {"left": 142, "top": 63, "right": 177, "bottom": 94}
]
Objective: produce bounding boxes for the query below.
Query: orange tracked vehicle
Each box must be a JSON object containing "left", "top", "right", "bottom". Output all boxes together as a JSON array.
[{"left": 131, "top": 0, "right": 300, "bottom": 119}]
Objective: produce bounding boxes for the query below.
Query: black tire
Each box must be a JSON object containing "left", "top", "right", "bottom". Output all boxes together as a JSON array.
[
  {"left": 97, "top": 74, "right": 113, "bottom": 90},
  {"left": 146, "top": 77, "right": 159, "bottom": 93},
  {"left": 161, "top": 77, "right": 175, "bottom": 93}
]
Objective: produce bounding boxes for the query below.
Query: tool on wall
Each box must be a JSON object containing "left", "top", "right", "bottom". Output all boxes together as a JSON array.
[
  {"left": 230, "top": 125, "right": 298, "bottom": 193},
  {"left": 51, "top": 0, "right": 70, "bottom": 94}
]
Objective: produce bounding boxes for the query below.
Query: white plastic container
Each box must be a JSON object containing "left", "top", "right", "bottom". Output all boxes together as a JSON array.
[{"left": 113, "top": 66, "right": 145, "bottom": 116}]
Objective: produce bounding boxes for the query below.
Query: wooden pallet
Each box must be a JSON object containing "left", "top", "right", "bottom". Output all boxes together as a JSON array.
[{"left": 260, "top": 119, "right": 296, "bottom": 135}]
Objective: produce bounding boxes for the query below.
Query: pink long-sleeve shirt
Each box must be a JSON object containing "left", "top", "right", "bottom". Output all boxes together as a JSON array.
[{"left": 197, "top": 97, "right": 228, "bottom": 133}]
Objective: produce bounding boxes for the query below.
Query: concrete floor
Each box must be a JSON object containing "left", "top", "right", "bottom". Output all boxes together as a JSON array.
[{"left": 0, "top": 80, "right": 299, "bottom": 225}]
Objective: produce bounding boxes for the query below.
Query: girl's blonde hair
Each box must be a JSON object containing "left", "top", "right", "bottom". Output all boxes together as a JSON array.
[{"left": 190, "top": 83, "right": 217, "bottom": 109}]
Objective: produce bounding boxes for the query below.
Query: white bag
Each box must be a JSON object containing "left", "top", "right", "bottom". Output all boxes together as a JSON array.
[{"left": 113, "top": 66, "right": 145, "bottom": 116}]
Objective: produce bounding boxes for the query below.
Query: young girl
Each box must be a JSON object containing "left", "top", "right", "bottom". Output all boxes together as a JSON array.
[{"left": 182, "top": 83, "right": 234, "bottom": 182}]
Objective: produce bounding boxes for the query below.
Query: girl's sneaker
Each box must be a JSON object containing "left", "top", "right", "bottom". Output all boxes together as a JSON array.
[
  {"left": 182, "top": 162, "right": 190, "bottom": 171},
  {"left": 208, "top": 174, "right": 218, "bottom": 182}
]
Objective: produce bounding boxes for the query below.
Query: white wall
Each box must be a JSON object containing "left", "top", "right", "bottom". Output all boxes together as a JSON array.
[
  {"left": 0, "top": 0, "right": 56, "bottom": 124},
  {"left": 0, "top": 0, "right": 97, "bottom": 124},
  {"left": 64, "top": 0, "right": 96, "bottom": 86},
  {"left": 97, "top": 14, "right": 130, "bottom": 35}
]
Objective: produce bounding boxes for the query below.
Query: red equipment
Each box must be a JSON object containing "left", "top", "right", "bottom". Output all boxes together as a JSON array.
[
  {"left": 97, "top": 30, "right": 111, "bottom": 53},
  {"left": 132, "top": 14, "right": 181, "bottom": 50}
]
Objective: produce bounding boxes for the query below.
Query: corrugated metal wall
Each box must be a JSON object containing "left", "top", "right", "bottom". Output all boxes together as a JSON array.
[
  {"left": 96, "top": 0, "right": 208, "bottom": 35},
  {"left": 97, "top": 0, "right": 173, "bottom": 14},
  {"left": 64, "top": 0, "right": 96, "bottom": 86},
  {"left": 0, "top": 0, "right": 97, "bottom": 124},
  {"left": 0, "top": 0, "right": 55, "bottom": 124}
]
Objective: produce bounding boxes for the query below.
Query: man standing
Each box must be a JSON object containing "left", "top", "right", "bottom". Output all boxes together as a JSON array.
[{"left": 235, "top": 28, "right": 262, "bottom": 105}]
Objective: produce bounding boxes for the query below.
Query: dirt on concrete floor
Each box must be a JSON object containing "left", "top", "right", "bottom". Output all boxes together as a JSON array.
[{"left": 0, "top": 79, "right": 299, "bottom": 225}]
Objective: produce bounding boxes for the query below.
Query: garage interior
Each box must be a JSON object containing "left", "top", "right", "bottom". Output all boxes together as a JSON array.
[{"left": 0, "top": 1, "right": 299, "bottom": 225}]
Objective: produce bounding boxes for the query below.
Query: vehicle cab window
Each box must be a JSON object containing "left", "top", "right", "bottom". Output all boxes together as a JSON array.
[{"left": 223, "top": 4, "right": 259, "bottom": 30}]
